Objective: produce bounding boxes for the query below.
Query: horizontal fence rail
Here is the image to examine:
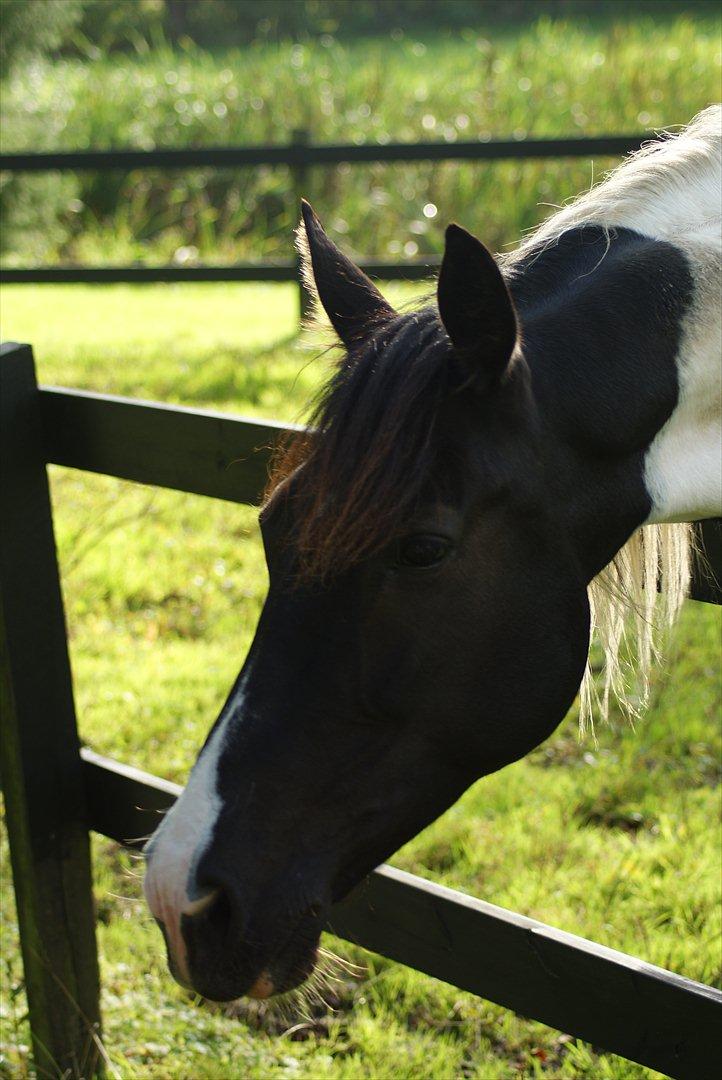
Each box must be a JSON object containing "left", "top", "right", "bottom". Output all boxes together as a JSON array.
[
  {"left": 0, "top": 134, "right": 649, "bottom": 173},
  {"left": 81, "top": 747, "right": 722, "bottom": 1080},
  {"left": 0, "top": 131, "right": 650, "bottom": 288},
  {"left": 40, "top": 384, "right": 299, "bottom": 505},
  {"left": 39, "top": 383, "right": 722, "bottom": 603},
  {"left": 1, "top": 260, "right": 440, "bottom": 285}
]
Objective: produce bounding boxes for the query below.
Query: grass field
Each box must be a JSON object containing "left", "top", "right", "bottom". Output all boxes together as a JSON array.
[{"left": 0, "top": 282, "right": 720, "bottom": 1079}]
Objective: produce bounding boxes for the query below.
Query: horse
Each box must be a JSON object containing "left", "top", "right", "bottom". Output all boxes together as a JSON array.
[{"left": 144, "top": 106, "right": 722, "bottom": 1004}]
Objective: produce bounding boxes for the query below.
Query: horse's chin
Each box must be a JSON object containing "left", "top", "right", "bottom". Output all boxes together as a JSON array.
[
  {"left": 179, "top": 915, "right": 323, "bottom": 1003},
  {"left": 178, "top": 949, "right": 320, "bottom": 1004},
  {"left": 248, "top": 940, "right": 321, "bottom": 1001}
]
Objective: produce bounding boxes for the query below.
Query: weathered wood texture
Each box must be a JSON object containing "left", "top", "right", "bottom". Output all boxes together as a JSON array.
[
  {"left": 81, "top": 748, "right": 722, "bottom": 1080},
  {"left": 0, "top": 344, "right": 102, "bottom": 1075},
  {"left": 40, "top": 385, "right": 300, "bottom": 506},
  {"left": 40, "top": 385, "right": 722, "bottom": 603}
]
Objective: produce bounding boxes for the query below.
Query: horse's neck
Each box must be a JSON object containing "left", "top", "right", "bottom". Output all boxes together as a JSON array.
[
  {"left": 643, "top": 237, "right": 721, "bottom": 524},
  {"left": 507, "top": 224, "right": 721, "bottom": 575}
]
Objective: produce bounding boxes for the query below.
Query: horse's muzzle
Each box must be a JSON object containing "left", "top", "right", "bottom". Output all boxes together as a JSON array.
[{"left": 173, "top": 887, "right": 325, "bottom": 1002}]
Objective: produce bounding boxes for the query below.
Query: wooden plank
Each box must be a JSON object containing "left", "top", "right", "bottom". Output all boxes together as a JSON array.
[
  {"left": 38, "top": 385, "right": 722, "bottom": 604},
  {"left": 39, "top": 384, "right": 300, "bottom": 506},
  {"left": 0, "top": 260, "right": 441, "bottom": 285},
  {"left": 81, "top": 748, "right": 181, "bottom": 846},
  {"left": 81, "top": 749, "right": 721, "bottom": 1080},
  {"left": 0, "top": 343, "right": 102, "bottom": 1076},
  {"left": 0, "top": 134, "right": 646, "bottom": 173},
  {"left": 0, "top": 263, "right": 298, "bottom": 284},
  {"left": 332, "top": 869, "right": 721, "bottom": 1080}
]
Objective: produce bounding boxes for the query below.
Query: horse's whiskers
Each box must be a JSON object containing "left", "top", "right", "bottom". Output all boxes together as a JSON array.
[
  {"left": 317, "top": 946, "right": 366, "bottom": 977},
  {"left": 122, "top": 866, "right": 144, "bottom": 881}
]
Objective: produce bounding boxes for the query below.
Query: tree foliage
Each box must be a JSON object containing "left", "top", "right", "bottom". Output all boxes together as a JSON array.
[{"left": 0, "top": 0, "right": 84, "bottom": 69}]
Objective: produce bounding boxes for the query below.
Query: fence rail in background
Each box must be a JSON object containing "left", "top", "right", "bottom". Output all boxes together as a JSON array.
[
  {"left": 2, "top": 342, "right": 720, "bottom": 1079},
  {"left": 0, "top": 131, "right": 649, "bottom": 297},
  {"left": 0, "top": 260, "right": 440, "bottom": 284},
  {"left": 0, "top": 133, "right": 648, "bottom": 172}
]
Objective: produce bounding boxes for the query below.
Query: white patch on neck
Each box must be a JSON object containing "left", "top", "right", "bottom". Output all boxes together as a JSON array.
[
  {"left": 645, "top": 241, "right": 722, "bottom": 524},
  {"left": 500, "top": 108, "right": 722, "bottom": 525},
  {"left": 144, "top": 696, "right": 239, "bottom": 981}
]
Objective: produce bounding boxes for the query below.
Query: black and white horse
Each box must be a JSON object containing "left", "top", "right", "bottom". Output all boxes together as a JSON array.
[{"left": 144, "top": 107, "right": 721, "bottom": 1003}]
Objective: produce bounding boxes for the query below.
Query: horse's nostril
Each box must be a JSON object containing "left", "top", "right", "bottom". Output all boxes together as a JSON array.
[
  {"left": 180, "top": 882, "right": 238, "bottom": 990},
  {"left": 183, "top": 886, "right": 221, "bottom": 918},
  {"left": 183, "top": 880, "right": 236, "bottom": 938}
]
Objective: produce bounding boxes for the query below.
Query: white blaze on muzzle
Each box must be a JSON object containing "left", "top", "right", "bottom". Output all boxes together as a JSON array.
[{"left": 143, "top": 708, "right": 233, "bottom": 983}]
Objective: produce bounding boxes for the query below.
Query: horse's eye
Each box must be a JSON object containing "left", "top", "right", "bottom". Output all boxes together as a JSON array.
[{"left": 397, "top": 534, "right": 452, "bottom": 569}]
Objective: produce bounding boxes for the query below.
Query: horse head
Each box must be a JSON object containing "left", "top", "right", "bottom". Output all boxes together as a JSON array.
[{"left": 144, "top": 203, "right": 593, "bottom": 1001}]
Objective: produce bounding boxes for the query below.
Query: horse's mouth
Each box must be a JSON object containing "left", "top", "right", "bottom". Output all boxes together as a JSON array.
[
  {"left": 178, "top": 902, "right": 325, "bottom": 1003},
  {"left": 222, "top": 941, "right": 320, "bottom": 1002}
]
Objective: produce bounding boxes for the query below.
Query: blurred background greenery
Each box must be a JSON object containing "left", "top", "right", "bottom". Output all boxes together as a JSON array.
[{"left": 1, "top": 0, "right": 720, "bottom": 267}]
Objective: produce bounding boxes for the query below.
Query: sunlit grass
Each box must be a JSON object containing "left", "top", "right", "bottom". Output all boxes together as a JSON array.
[{"left": 0, "top": 281, "right": 719, "bottom": 1079}]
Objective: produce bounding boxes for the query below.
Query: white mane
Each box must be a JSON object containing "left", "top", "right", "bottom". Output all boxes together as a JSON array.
[
  {"left": 512, "top": 104, "right": 722, "bottom": 257},
  {"left": 507, "top": 106, "right": 721, "bottom": 729}
]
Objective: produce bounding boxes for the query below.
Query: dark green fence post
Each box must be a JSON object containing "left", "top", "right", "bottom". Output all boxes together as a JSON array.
[
  {"left": 291, "top": 128, "right": 314, "bottom": 325},
  {"left": 0, "top": 342, "right": 102, "bottom": 1076}
]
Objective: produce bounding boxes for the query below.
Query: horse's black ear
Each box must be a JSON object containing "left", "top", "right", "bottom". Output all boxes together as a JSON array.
[
  {"left": 298, "top": 200, "right": 396, "bottom": 347},
  {"left": 437, "top": 223, "right": 518, "bottom": 387}
]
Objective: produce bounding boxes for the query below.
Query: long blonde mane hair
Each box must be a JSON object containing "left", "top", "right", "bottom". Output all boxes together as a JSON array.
[
  {"left": 503, "top": 109, "right": 721, "bottom": 729},
  {"left": 580, "top": 526, "right": 693, "bottom": 730}
]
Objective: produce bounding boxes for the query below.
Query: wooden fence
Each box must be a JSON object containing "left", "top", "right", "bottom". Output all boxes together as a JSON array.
[
  {"left": 1, "top": 339, "right": 721, "bottom": 1078},
  {"left": 0, "top": 131, "right": 650, "bottom": 316}
]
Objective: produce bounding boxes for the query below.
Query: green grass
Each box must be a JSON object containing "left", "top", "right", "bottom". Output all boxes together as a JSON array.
[
  {"left": 0, "top": 282, "right": 720, "bottom": 1079},
  {"left": 2, "top": 13, "right": 721, "bottom": 263}
]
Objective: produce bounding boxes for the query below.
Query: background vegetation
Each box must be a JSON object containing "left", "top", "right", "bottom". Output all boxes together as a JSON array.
[
  {"left": 1, "top": 1, "right": 720, "bottom": 1077},
  {"left": 1, "top": 7, "right": 720, "bottom": 265},
  {"left": 3, "top": 1, "right": 720, "bottom": 62}
]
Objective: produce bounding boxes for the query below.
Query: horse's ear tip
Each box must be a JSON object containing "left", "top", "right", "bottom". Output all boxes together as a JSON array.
[
  {"left": 300, "top": 199, "right": 319, "bottom": 231},
  {"left": 444, "top": 222, "right": 479, "bottom": 252}
]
